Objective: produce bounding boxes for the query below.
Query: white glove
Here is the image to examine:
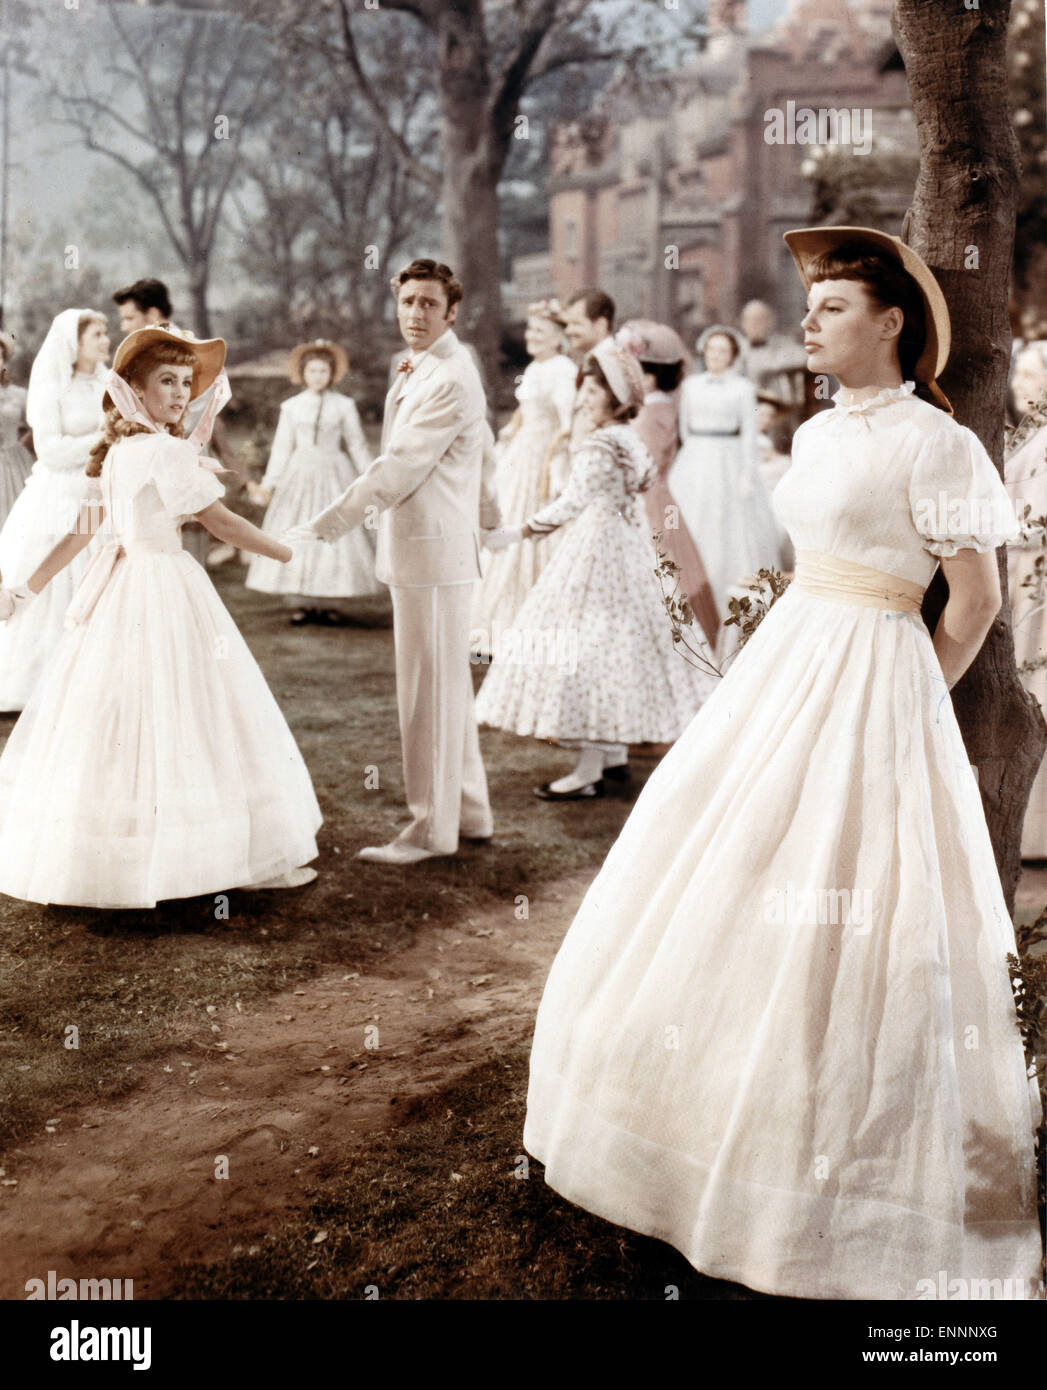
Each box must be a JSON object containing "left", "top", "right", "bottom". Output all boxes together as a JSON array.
[
  {"left": 282, "top": 523, "right": 324, "bottom": 545},
  {"left": 285, "top": 498, "right": 351, "bottom": 544},
  {"left": 0, "top": 585, "right": 35, "bottom": 621},
  {"left": 482, "top": 525, "right": 525, "bottom": 552}
]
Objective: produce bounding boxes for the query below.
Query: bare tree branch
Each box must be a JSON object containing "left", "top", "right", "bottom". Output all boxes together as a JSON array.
[{"left": 329, "top": 0, "right": 441, "bottom": 194}]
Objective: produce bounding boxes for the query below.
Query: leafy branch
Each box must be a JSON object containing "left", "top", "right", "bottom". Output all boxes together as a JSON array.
[{"left": 653, "top": 534, "right": 722, "bottom": 680}]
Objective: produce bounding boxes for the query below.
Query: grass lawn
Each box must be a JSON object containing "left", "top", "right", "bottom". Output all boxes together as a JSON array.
[{"left": 0, "top": 565, "right": 653, "bottom": 1155}]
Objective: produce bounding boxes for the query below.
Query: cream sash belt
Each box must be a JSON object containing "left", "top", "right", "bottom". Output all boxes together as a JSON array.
[
  {"left": 793, "top": 549, "right": 926, "bottom": 615},
  {"left": 64, "top": 537, "right": 184, "bottom": 628}
]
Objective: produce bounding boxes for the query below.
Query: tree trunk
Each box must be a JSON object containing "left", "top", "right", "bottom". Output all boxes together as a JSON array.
[
  {"left": 894, "top": 0, "right": 1046, "bottom": 914},
  {"left": 439, "top": 127, "right": 503, "bottom": 395},
  {"left": 187, "top": 262, "right": 212, "bottom": 339},
  {"left": 433, "top": 3, "right": 504, "bottom": 395}
]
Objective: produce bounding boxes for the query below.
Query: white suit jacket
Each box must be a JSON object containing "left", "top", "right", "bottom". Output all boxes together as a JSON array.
[{"left": 315, "top": 330, "right": 502, "bottom": 587}]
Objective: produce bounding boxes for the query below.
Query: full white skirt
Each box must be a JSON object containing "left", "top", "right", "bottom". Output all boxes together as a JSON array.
[
  {"left": 473, "top": 420, "right": 564, "bottom": 648},
  {"left": 0, "top": 468, "right": 100, "bottom": 710},
  {"left": 1008, "top": 546, "right": 1047, "bottom": 858},
  {"left": 667, "top": 437, "right": 782, "bottom": 616},
  {"left": 524, "top": 587, "right": 1044, "bottom": 1299},
  {"left": 0, "top": 550, "right": 322, "bottom": 907},
  {"left": 0, "top": 443, "right": 32, "bottom": 530},
  {"left": 246, "top": 446, "right": 382, "bottom": 598}
]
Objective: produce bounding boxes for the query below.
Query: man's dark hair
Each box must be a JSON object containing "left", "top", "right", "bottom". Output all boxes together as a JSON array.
[
  {"left": 564, "top": 287, "right": 615, "bottom": 331},
  {"left": 389, "top": 259, "right": 463, "bottom": 311},
  {"left": 112, "top": 278, "right": 173, "bottom": 319}
]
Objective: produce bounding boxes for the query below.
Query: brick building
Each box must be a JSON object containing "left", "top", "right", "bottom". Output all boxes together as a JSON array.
[{"left": 518, "top": 0, "right": 915, "bottom": 341}]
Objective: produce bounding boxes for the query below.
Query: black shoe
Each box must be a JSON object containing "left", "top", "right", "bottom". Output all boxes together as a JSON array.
[
  {"left": 533, "top": 779, "right": 605, "bottom": 801},
  {"left": 602, "top": 763, "right": 631, "bottom": 783}
]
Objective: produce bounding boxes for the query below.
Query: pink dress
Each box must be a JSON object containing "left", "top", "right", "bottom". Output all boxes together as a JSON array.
[{"left": 633, "top": 390, "right": 720, "bottom": 646}]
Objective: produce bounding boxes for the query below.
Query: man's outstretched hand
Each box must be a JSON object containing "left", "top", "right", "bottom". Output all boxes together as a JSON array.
[
  {"left": 282, "top": 523, "right": 323, "bottom": 545},
  {"left": 285, "top": 499, "right": 353, "bottom": 544},
  {"left": 481, "top": 525, "right": 525, "bottom": 552}
]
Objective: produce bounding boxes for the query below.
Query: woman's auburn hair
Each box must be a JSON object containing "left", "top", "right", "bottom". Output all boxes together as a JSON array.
[
  {"left": 86, "top": 341, "right": 197, "bottom": 477},
  {"left": 807, "top": 243, "right": 929, "bottom": 394}
]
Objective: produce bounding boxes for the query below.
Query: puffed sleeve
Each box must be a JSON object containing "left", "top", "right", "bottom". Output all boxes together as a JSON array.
[
  {"left": 149, "top": 437, "right": 224, "bottom": 518},
  {"left": 909, "top": 420, "right": 1019, "bottom": 557}
]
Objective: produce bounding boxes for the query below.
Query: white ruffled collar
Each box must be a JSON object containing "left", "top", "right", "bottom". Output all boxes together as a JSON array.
[{"left": 832, "top": 380, "right": 916, "bottom": 415}]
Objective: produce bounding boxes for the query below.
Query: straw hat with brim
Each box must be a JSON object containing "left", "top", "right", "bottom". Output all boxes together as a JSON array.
[
  {"left": 109, "top": 324, "right": 226, "bottom": 404},
  {"left": 619, "top": 319, "right": 686, "bottom": 365},
  {"left": 288, "top": 339, "right": 349, "bottom": 385},
  {"left": 587, "top": 337, "right": 647, "bottom": 412},
  {"left": 783, "top": 225, "right": 952, "bottom": 409}
]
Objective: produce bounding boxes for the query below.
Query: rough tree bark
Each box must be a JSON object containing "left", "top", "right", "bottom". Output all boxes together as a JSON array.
[{"left": 894, "top": 0, "right": 1047, "bottom": 914}]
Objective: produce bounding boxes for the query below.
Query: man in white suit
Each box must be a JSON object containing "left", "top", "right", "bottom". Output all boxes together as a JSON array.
[{"left": 287, "top": 259, "right": 503, "bottom": 865}]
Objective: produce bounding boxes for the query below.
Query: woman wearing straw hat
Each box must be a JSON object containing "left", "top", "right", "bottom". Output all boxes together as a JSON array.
[
  {"left": 0, "top": 308, "right": 110, "bottom": 710},
  {"left": 0, "top": 331, "right": 32, "bottom": 530},
  {"left": 667, "top": 323, "right": 782, "bottom": 652},
  {"left": 521, "top": 228, "right": 1043, "bottom": 1298},
  {"left": 0, "top": 324, "right": 320, "bottom": 905},
  {"left": 246, "top": 340, "right": 381, "bottom": 624}
]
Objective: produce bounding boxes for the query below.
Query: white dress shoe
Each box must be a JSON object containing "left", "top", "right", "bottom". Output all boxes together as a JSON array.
[
  {"left": 244, "top": 866, "right": 318, "bottom": 889},
  {"left": 356, "top": 842, "right": 444, "bottom": 865}
]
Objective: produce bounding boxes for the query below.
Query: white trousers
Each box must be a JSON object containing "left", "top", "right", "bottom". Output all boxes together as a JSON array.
[{"left": 390, "top": 582, "right": 493, "bottom": 853}]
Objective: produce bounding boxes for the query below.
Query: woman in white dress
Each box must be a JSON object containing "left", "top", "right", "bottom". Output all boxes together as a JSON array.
[
  {"left": 0, "top": 332, "right": 32, "bottom": 529},
  {"left": 0, "top": 325, "right": 321, "bottom": 907},
  {"left": 246, "top": 340, "right": 381, "bottom": 624},
  {"left": 472, "top": 300, "right": 575, "bottom": 655},
  {"left": 522, "top": 227, "right": 1044, "bottom": 1299},
  {"left": 668, "top": 325, "right": 782, "bottom": 644},
  {"left": 0, "top": 309, "right": 109, "bottom": 710},
  {"left": 476, "top": 337, "right": 717, "bottom": 800},
  {"left": 1003, "top": 341, "right": 1047, "bottom": 857}
]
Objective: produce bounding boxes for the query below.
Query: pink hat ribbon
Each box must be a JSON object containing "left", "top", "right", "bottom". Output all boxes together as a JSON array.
[{"left": 105, "top": 368, "right": 231, "bottom": 475}]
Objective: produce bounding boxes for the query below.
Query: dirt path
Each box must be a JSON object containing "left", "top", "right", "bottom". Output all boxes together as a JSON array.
[{"left": 0, "top": 871, "right": 592, "bottom": 1300}]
